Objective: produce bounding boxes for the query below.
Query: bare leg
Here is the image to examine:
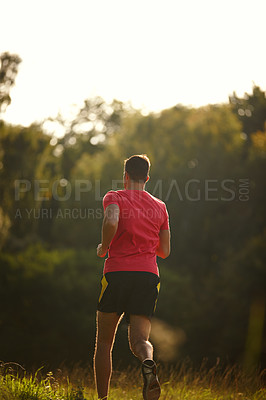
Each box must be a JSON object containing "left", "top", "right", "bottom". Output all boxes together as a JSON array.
[
  {"left": 94, "top": 311, "right": 122, "bottom": 399},
  {"left": 128, "top": 315, "right": 153, "bottom": 362},
  {"left": 129, "top": 315, "right": 161, "bottom": 399}
]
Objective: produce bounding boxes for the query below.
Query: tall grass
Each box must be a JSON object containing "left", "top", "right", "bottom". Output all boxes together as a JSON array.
[{"left": 0, "top": 360, "right": 265, "bottom": 400}]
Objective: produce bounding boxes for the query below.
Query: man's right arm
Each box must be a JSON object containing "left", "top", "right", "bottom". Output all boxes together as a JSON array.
[
  {"left": 156, "top": 229, "right": 171, "bottom": 259},
  {"left": 97, "top": 203, "right": 119, "bottom": 257}
]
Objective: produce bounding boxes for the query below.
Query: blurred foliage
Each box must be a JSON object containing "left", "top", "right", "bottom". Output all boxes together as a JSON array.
[
  {"left": 229, "top": 85, "right": 266, "bottom": 146},
  {"left": 0, "top": 52, "right": 22, "bottom": 114},
  {"left": 0, "top": 73, "right": 265, "bottom": 370},
  {"left": 0, "top": 123, "right": 58, "bottom": 248},
  {"left": 0, "top": 245, "right": 101, "bottom": 367}
]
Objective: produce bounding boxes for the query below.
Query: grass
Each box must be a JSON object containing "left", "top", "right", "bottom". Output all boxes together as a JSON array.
[{"left": 0, "top": 360, "right": 265, "bottom": 400}]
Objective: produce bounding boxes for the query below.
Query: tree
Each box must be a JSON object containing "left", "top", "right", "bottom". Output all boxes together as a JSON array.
[
  {"left": 229, "top": 85, "right": 266, "bottom": 141},
  {"left": 0, "top": 52, "right": 22, "bottom": 115},
  {"left": 0, "top": 122, "right": 58, "bottom": 249},
  {"left": 45, "top": 97, "right": 127, "bottom": 179}
]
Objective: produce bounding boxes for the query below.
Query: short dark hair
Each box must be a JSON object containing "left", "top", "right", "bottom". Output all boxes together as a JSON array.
[{"left": 124, "top": 154, "right": 150, "bottom": 182}]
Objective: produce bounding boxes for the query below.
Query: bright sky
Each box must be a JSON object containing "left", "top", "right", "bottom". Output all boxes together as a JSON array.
[{"left": 1, "top": 0, "right": 266, "bottom": 126}]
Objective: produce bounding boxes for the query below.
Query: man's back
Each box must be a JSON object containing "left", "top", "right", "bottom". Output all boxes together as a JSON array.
[{"left": 103, "top": 189, "right": 169, "bottom": 275}]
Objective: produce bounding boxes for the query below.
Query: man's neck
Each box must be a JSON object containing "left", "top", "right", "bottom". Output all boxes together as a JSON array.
[{"left": 125, "top": 182, "right": 145, "bottom": 191}]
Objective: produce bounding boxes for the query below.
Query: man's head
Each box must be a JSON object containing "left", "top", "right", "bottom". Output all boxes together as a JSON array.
[{"left": 124, "top": 154, "right": 150, "bottom": 184}]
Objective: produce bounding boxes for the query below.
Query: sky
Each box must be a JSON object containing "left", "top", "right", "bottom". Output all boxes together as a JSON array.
[{"left": 1, "top": 0, "right": 266, "bottom": 127}]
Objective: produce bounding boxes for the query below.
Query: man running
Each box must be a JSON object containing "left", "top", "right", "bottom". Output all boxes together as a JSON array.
[{"left": 94, "top": 154, "right": 170, "bottom": 400}]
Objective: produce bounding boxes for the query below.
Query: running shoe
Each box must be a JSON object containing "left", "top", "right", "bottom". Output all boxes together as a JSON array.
[{"left": 141, "top": 359, "right": 161, "bottom": 400}]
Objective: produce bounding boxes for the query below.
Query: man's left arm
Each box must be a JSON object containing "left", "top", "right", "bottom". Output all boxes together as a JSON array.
[{"left": 97, "top": 204, "right": 120, "bottom": 257}]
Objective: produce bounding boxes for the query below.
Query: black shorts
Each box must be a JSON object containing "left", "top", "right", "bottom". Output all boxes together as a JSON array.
[{"left": 97, "top": 271, "right": 160, "bottom": 321}]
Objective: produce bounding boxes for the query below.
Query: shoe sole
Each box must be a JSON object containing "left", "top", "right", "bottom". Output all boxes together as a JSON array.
[{"left": 143, "top": 374, "right": 161, "bottom": 400}]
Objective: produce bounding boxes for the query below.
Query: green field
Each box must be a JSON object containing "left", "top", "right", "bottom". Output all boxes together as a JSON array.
[{"left": 1, "top": 362, "right": 265, "bottom": 400}]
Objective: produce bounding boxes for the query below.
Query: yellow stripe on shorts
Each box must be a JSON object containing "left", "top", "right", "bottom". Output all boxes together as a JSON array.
[
  {"left": 98, "top": 275, "right": 108, "bottom": 303},
  {"left": 153, "top": 281, "right": 161, "bottom": 312}
]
